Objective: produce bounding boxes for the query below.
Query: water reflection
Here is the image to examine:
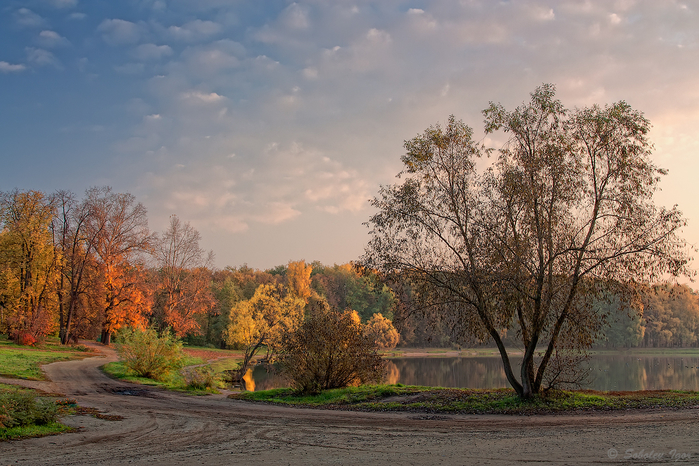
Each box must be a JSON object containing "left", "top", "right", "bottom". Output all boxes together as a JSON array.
[{"left": 249, "top": 355, "right": 699, "bottom": 391}]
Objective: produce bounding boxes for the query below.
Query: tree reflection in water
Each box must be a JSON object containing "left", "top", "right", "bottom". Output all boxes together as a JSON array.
[{"left": 248, "top": 355, "right": 699, "bottom": 392}]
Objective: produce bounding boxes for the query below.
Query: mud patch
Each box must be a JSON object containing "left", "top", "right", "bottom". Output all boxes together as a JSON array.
[
  {"left": 76, "top": 406, "right": 125, "bottom": 421},
  {"left": 409, "top": 414, "right": 450, "bottom": 421},
  {"left": 104, "top": 386, "right": 163, "bottom": 399}
]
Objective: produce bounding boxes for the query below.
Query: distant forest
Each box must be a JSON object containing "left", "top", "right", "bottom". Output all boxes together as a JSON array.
[{"left": 1, "top": 188, "right": 697, "bottom": 349}]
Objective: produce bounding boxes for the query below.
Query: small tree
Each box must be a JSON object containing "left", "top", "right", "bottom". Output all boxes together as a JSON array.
[
  {"left": 115, "top": 327, "right": 185, "bottom": 381},
  {"left": 279, "top": 302, "right": 385, "bottom": 394},
  {"left": 225, "top": 283, "right": 304, "bottom": 382},
  {"left": 365, "top": 313, "right": 400, "bottom": 349}
]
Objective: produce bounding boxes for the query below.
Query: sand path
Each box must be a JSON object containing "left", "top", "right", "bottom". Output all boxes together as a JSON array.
[{"left": 1, "top": 343, "right": 697, "bottom": 465}]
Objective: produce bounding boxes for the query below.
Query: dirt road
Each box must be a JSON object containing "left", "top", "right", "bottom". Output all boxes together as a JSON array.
[{"left": 2, "top": 344, "right": 697, "bottom": 465}]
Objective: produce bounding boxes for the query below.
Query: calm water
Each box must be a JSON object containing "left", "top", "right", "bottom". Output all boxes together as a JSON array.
[{"left": 248, "top": 355, "right": 699, "bottom": 392}]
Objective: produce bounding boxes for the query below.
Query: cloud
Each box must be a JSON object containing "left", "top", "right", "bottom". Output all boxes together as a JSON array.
[
  {"left": 18, "top": 0, "right": 696, "bottom": 268},
  {"left": 69, "top": 12, "right": 86, "bottom": 20},
  {"left": 281, "top": 3, "right": 310, "bottom": 30},
  {"left": 131, "top": 43, "right": 173, "bottom": 61},
  {"left": 166, "top": 20, "right": 222, "bottom": 42},
  {"left": 180, "top": 90, "right": 225, "bottom": 103},
  {"left": 97, "top": 19, "right": 142, "bottom": 46},
  {"left": 180, "top": 40, "right": 244, "bottom": 75},
  {"left": 37, "top": 30, "right": 70, "bottom": 48},
  {"left": 14, "top": 8, "right": 45, "bottom": 27},
  {"left": 0, "top": 62, "right": 26, "bottom": 73},
  {"left": 25, "top": 47, "right": 62, "bottom": 68}
]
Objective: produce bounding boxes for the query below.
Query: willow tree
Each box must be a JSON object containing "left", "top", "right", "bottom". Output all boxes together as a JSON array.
[{"left": 361, "top": 85, "right": 692, "bottom": 398}]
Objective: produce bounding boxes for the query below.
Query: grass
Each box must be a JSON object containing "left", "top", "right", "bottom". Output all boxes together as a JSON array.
[
  {"left": 0, "top": 335, "right": 95, "bottom": 380},
  {"left": 102, "top": 352, "right": 244, "bottom": 394},
  {"left": 0, "top": 421, "right": 75, "bottom": 441},
  {"left": 229, "top": 384, "right": 699, "bottom": 415},
  {"left": 0, "top": 383, "right": 73, "bottom": 441}
]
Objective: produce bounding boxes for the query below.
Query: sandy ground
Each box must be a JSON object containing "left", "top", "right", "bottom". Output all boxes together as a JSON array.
[{"left": 1, "top": 344, "right": 698, "bottom": 465}]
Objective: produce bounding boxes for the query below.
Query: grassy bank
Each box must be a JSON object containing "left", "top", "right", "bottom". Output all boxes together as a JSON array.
[
  {"left": 229, "top": 384, "right": 699, "bottom": 415},
  {"left": 101, "top": 350, "right": 243, "bottom": 394},
  {"left": 0, "top": 336, "right": 94, "bottom": 380},
  {"left": 0, "top": 383, "right": 73, "bottom": 440}
]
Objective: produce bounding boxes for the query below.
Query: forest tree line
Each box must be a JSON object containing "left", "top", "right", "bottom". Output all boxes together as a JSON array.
[{"left": 0, "top": 187, "right": 697, "bottom": 349}]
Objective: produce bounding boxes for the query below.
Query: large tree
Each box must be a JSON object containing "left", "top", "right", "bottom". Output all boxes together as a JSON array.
[
  {"left": 86, "top": 187, "right": 154, "bottom": 344},
  {"left": 362, "top": 85, "right": 692, "bottom": 398},
  {"left": 151, "top": 215, "right": 215, "bottom": 337},
  {"left": 52, "top": 190, "right": 104, "bottom": 344}
]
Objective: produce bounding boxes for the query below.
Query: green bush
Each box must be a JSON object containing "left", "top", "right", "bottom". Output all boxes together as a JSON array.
[
  {"left": 0, "top": 390, "right": 58, "bottom": 429},
  {"left": 115, "top": 327, "right": 185, "bottom": 381}
]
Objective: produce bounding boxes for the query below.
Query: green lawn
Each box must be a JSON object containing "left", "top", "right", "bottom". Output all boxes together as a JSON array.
[
  {"left": 0, "top": 335, "right": 94, "bottom": 380},
  {"left": 230, "top": 384, "right": 699, "bottom": 415}
]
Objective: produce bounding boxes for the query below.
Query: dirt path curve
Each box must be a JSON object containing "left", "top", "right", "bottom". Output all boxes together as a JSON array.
[{"left": 2, "top": 344, "right": 698, "bottom": 465}]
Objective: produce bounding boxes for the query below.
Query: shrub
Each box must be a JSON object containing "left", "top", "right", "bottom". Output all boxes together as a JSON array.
[
  {"left": 115, "top": 327, "right": 185, "bottom": 381},
  {"left": 16, "top": 332, "right": 37, "bottom": 347},
  {"left": 181, "top": 366, "right": 217, "bottom": 390},
  {"left": 279, "top": 304, "right": 385, "bottom": 394},
  {"left": 0, "top": 390, "right": 58, "bottom": 429}
]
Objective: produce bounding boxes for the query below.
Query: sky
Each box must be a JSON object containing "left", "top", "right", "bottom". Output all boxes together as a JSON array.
[{"left": 1, "top": 0, "right": 698, "bottom": 272}]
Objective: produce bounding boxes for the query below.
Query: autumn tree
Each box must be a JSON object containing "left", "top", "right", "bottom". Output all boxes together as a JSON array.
[
  {"left": 311, "top": 263, "right": 396, "bottom": 321},
  {"left": 0, "top": 190, "right": 59, "bottom": 343},
  {"left": 225, "top": 283, "right": 305, "bottom": 381},
  {"left": 365, "top": 313, "right": 400, "bottom": 349},
  {"left": 86, "top": 187, "right": 154, "bottom": 344},
  {"left": 151, "top": 215, "right": 215, "bottom": 337},
  {"left": 362, "top": 85, "right": 692, "bottom": 398},
  {"left": 286, "top": 260, "right": 312, "bottom": 303},
  {"left": 52, "top": 190, "right": 105, "bottom": 344}
]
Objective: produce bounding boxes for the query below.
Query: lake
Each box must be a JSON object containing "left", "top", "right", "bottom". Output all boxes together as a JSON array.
[{"left": 247, "top": 354, "right": 699, "bottom": 392}]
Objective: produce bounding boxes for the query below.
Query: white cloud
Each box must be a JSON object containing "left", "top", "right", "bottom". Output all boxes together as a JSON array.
[
  {"left": 167, "top": 20, "right": 222, "bottom": 42},
  {"left": 69, "top": 12, "right": 86, "bottom": 20},
  {"left": 281, "top": 3, "right": 310, "bottom": 30},
  {"left": 14, "top": 8, "right": 45, "bottom": 27},
  {"left": 37, "top": 30, "right": 70, "bottom": 48},
  {"left": 253, "top": 202, "right": 301, "bottom": 224},
  {"left": 0, "top": 62, "right": 26, "bottom": 73},
  {"left": 609, "top": 13, "right": 622, "bottom": 25},
  {"left": 25, "top": 47, "right": 62, "bottom": 68},
  {"left": 180, "top": 91, "right": 225, "bottom": 103},
  {"left": 131, "top": 43, "right": 173, "bottom": 61},
  {"left": 97, "top": 19, "right": 142, "bottom": 46},
  {"left": 180, "top": 40, "right": 244, "bottom": 75}
]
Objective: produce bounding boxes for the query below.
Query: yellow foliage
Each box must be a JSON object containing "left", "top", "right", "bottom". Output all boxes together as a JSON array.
[
  {"left": 365, "top": 313, "right": 400, "bottom": 349},
  {"left": 286, "top": 260, "right": 312, "bottom": 303}
]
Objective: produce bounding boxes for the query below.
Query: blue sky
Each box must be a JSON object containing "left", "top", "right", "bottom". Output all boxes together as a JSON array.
[{"left": 1, "top": 0, "right": 698, "bottom": 272}]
